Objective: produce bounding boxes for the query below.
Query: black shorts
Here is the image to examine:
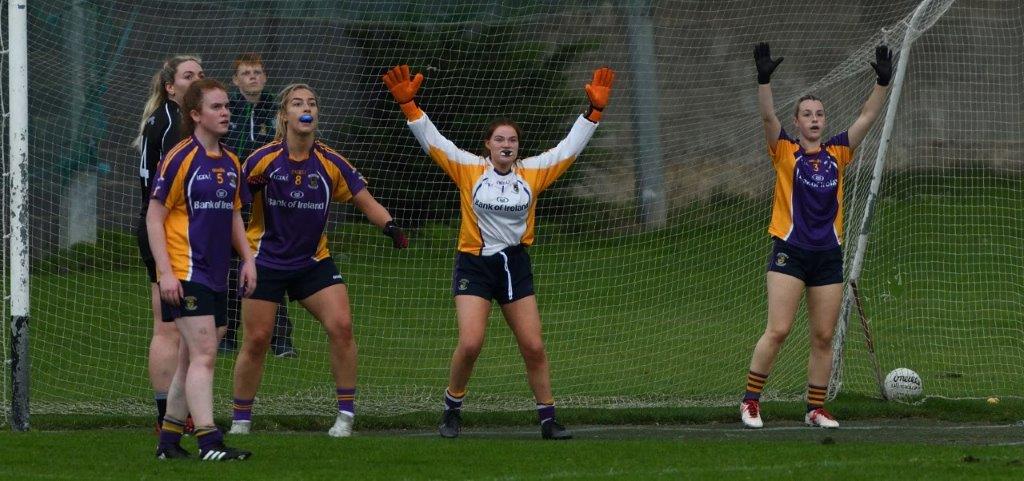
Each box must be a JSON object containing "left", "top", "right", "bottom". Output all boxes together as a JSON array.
[
  {"left": 135, "top": 215, "right": 157, "bottom": 283},
  {"left": 160, "top": 280, "right": 227, "bottom": 326},
  {"left": 767, "top": 238, "right": 844, "bottom": 287},
  {"left": 249, "top": 258, "right": 346, "bottom": 304},
  {"left": 452, "top": 245, "right": 535, "bottom": 304}
]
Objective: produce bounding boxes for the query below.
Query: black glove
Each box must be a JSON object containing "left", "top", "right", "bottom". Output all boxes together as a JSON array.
[
  {"left": 870, "top": 45, "right": 895, "bottom": 87},
  {"left": 382, "top": 220, "right": 408, "bottom": 249},
  {"left": 754, "top": 42, "right": 784, "bottom": 85}
]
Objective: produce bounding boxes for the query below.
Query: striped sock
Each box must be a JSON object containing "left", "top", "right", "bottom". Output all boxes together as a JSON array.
[
  {"left": 444, "top": 388, "right": 465, "bottom": 411},
  {"left": 195, "top": 426, "right": 223, "bottom": 453},
  {"left": 336, "top": 387, "right": 356, "bottom": 416},
  {"left": 807, "top": 383, "right": 827, "bottom": 412},
  {"left": 155, "top": 392, "right": 168, "bottom": 426},
  {"left": 233, "top": 398, "right": 254, "bottom": 422},
  {"left": 744, "top": 371, "right": 769, "bottom": 400},
  {"left": 158, "top": 416, "right": 186, "bottom": 447},
  {"left": 536, "top": 401, "right": 556, "bottom": 424}
]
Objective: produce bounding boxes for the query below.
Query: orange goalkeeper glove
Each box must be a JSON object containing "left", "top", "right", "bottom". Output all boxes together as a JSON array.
[
  {"left": 585, "top": 67, "right": 615, "bottom": 123},
  {"left": 382, "top": 65, "right": 425, "bottom": 121}
]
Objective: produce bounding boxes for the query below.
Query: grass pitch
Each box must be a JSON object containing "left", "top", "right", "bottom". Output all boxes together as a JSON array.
[{"left": 2, "top": 422, "right": 1023, "bottom": 481}]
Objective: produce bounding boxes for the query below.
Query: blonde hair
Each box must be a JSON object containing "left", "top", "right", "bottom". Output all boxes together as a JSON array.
[
  {"left": 274, "top": 83, "right": 319, "bottom": 141},
  {"left": 133, "top": 55, "right": 202, "bottom": 150},
  {"left": 180, "top": 78, "right": 228, "bottom": 138}
]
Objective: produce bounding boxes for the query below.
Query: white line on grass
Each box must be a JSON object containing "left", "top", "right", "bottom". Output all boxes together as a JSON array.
[{"left": 391, "top": 422, "right": 1021, "bottom": 438}]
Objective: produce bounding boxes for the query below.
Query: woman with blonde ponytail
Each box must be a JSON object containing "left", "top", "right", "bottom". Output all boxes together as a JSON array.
[
  {"left": 229, "top": 83, "right": 407, "bottom": 438},
  {"left": 133, "top": 55, "right": 203, "bottom": 434}
]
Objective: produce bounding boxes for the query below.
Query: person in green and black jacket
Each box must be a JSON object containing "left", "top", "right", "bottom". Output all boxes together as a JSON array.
[{"left": 221, "top": 52, "right": 297, "bottom": 358}]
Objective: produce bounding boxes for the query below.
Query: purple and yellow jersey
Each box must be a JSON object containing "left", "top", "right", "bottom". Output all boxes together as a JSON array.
[
  {"left": 407, "top": 113, "right": 597, "bottom": 256},
  {"left": 243, "top": 140, "right": 367, "bottom": 269},
  {"left": 768, "top": 128, "right": 853, "bottom": 250},
  {"left": 150, "top": 136, "right": 242, "bottom": 292}
]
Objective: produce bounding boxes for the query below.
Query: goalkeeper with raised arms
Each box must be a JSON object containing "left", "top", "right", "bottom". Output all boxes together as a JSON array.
[
  {"left": 740, "top": 43, "right": 895, "bottom": 429},
  {"left": 228, "top": 83, "right": 408, "bottom": 438},
  {"left": 383, "top": 64, "right": 614, "bottom": 440}
]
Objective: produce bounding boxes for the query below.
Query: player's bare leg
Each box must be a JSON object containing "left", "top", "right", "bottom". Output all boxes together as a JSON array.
[
  {"left": 301, "top": 284, "right": 358, "bottom": 437},
  {"left": 804, "top": 282, "right": 842, "bottom": 428},
  {"left": 440, "top": 295, "right": 491, "bottom": 437},
  {"left": 148, "top": 283, "right": 179, "bottom": 430},
  {"left": 502, "top": 295, "right": 569, "bottom": 439},
  {"left": 230, "top": 298, "right": 278, "bottom": 434},
  {"left": 743, "top": 272, "right": 804, "bottom": 428}
]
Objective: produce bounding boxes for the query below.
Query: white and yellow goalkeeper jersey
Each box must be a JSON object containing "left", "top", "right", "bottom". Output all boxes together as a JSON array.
[{"left": 407, "top": 113, "right": 598, "bottom": 256}]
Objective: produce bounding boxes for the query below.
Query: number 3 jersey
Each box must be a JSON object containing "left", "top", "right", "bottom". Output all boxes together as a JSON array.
[
  {"left": 243, "top": 140, "right": 367, "bottom": 270},
  {"left": 407, "top": 113, "right": 598, "bottom": 256},
  {"left": 150, "top": 136, "right": 243, "bottom": 292},
  {"left": 768, "top": 128, "right": 853, "bottom": 250}
]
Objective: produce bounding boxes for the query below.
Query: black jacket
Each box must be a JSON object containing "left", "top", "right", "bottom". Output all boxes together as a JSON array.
[{"left": 227, "top": 90, "right": 277, "bottom": 162}]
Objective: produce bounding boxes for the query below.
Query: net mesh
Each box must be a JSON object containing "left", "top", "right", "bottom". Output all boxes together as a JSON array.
[{"left": 2, "top": 0, "right": 1020, "bottom": 419}]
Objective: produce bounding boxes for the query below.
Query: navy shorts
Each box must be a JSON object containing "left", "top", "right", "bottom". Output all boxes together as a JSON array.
[
  {"left": 452, "top": 245, "right": 535, "bottom": 304},
  {"left": 767, "top": 238, "right": 844, "bottom": 287},
  {"left": 135, "top": 215, "right": 158, "bottom": 283},
  {"left": 249, "top": 258, "right": 346, "bottom": 304},
  {"left": 160, "top": 280, "right": 227, "bottom": 326}
]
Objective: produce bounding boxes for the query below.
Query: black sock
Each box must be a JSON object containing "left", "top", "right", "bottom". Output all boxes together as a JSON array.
[{"left": 155, "top": 393, "right": 168, "bottom": 426}]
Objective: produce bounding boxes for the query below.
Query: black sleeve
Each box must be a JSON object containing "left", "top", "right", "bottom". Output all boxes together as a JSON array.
[
  {"left": 139, "top": 104, "right": 180, "bottom": 212},
  {"left": 160, "top": 112, "right": 181, "bottom": 159},
  {"left": 139, "top": 114, "right": 165, "bottom": 209}
]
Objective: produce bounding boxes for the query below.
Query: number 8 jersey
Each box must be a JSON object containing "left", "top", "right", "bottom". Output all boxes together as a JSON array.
[
  {"left": 242, "top": 140, "right": 367, "bottom": 269},
  {"left": 407, "top": 114, "right": 598, "bottom": 256}
]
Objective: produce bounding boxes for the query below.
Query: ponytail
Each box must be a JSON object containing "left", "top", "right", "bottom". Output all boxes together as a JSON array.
[{"left": 132, "top": 55, "right": 202, "bottom": 150}]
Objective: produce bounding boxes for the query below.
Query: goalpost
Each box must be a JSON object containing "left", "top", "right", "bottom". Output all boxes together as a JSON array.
[
  {"left": 828, "top": 0, "right": 950, "bottom": 400},
  {"left": 7, "top": 0, "right": 31, "bottom": 431},
  {"left": 4, "top": 0, "right": 1021, "bottom": 424}
]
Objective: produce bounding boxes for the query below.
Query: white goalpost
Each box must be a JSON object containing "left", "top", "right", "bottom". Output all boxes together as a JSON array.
[
  {"left": 828, "top": 0, "right": 954, "bottom": 400},
  {"left": 7, "top": 0, "right": 32, "bottom": 431}
]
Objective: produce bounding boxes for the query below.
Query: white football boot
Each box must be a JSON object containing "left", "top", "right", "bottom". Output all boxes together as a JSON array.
[
  {"left": 228, "top": 420, "right": 251, "bottom": 435},
  {"left": 740, "top": 399, "right": 764, "bottom": 429},
  {"left": 328, "top": 412, "right": 354, "bottom": 437},
  {"left": 805, "top": 407, "right": 840, "bottom": 428}
]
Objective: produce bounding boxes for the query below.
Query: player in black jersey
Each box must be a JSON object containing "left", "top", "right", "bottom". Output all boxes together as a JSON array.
[{"left": 133, "top": 55, "right": 204, "bottom": 431}]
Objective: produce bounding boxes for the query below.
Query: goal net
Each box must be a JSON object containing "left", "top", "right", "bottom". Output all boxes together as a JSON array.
[{"left": 2, "top": 0, "right": 1020, "bottom": 420}]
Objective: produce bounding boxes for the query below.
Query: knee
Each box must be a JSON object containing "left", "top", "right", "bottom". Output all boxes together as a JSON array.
[
  {"left": 763, "top": 326, "right": 791, "bottom": 346},
  {"left": 457, "top": 339, "right": 484, "bottom": 362},
  {"left": 242, "top": 327, "right": 273, "bottom": 355},
  {"left": 520, "top": 342, "right": 548, "bottom": 368},
  {"left": 189, "top": 350, "right": 216, "bottom": 371},
  {"left": 152, "top": 324, "right": 180, "bottom": 344},
  {"left": 324, "top": 316, "right": 354, "bottom": 344},
  {"left": 810, "top": 330, "right": 834, "bottom": 351}
]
